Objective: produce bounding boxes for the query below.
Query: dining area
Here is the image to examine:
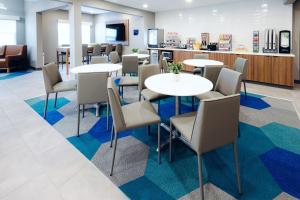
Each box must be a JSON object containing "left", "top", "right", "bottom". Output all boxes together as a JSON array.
[{"left": 41, "top": 51, "right": 248, "bottom": 200}]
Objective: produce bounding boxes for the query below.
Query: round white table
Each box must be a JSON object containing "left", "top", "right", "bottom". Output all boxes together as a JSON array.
[
  {"left": 71, "top": 63, "right": 122, "bottom": 74},
  {"left": 183, "top": 59, "right": 224, "bottom": 67},
  {"left": 123, "top": 53, "right": 150, "bottom": 59},
  {"left": 145, "top": 73, "right": 213, "bottom": 115}
]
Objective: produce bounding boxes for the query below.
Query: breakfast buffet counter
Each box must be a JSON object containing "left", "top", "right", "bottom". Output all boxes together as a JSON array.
[{"left": 148, "top": 47, "right": 295, "bottom": 87}]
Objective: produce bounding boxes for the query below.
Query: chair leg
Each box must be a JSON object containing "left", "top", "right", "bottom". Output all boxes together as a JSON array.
[
  {"left": 110, "top": 130, "right": 118, "bottom": 176},
  {"left": 82, "top": 105, "right": 85, "bottom": 118},
  {"left": 110, "top": 124, "right": 114, "bottom": 148},
  {"left": 243, "top": 81, "right": 247, "bottom": 98},
  {"left": 106, "top": 102, "right": 109, "bottom": 130},
  {"left": 238, "top": 124, "right": 241, "bottom": 138},
  {"left": 198, "top": 155, "right": 205, "bottom": 200},
  {"left": 54, "top": 92, "right": 58, "bottom": 108},
  {"left": 169, "top": 123, "right": 173, "bottom": 162},
  {"left": 121, "top": 86, "right": 124, "bottom": 99},
  {"left": 77, "top": 104, "right": 81, "bottom": 137},
  {"left": 43, "top": 93, "right": 49, "bottom": 119},
  {"left": 147, "top": 125, "right": 150, "bottom": 136},
  {"left": 192, "top": 97, "right": 195, "bottom": 110},
  {"left": 233, "top": 141, "right": 242, "bottom": 194},
  {"left": 158, "top": 100, "right": 160, "bottom": 114},
  {"left": 158, "top": 123, "right": 161, "bottom": 164}
]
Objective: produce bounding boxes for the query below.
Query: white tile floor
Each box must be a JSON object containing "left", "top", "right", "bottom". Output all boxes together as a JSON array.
[
  {"left": 0, "top": 71, "right": 127, "bottom": 200},
  {"left": 0, "top": 69, "right": 299, "bottom": 200}
]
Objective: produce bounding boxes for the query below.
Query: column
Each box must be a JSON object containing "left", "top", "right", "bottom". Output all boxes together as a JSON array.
[{"left": 69, "top": 0, "right": 82, "bottom": 69}]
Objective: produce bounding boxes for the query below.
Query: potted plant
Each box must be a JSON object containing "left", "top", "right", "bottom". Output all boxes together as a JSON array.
[
  {"left": 132, "top": 48, "right": 139, "bottom": 54},
  {"left": 168, "top": 62, "right": 182, "bottom": 74}
]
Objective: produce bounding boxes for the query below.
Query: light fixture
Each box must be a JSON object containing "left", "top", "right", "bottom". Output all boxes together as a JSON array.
[
  {"left": 0, "top": 3, "right": 7, "bottom": 10},
  {"left": 143, "top": 4, "right": 148, "bottom": 8},
  {"left": 178, "top": 13, "right": 183, "bottom": 17},
  {"left": 185, "top": 0, "right": 193, "bottom": 3},
  {"left": 261, "top": 3, "right": 268, "bottom": 8}
]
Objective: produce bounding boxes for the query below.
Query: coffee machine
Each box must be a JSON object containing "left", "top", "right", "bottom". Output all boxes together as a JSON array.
[
  {"left": 279, "top": 30, "right": 291, "bottom": 54},
  {"left": 263, "top": 29, "right": 278, "bottom": 53}
]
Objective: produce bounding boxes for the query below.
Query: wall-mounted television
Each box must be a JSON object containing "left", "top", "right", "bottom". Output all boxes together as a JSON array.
[{"left": 105, "top": 20, "right": 129, "bottom": 45}]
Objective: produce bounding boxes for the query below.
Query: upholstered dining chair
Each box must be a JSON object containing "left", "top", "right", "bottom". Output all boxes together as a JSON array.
[
  {"left": 234, "top": 57, "right": 248, "bottom": 97},
  {"left": 107, "top": 77, "right": 161, "bottom": 176},
  {"left": 109, "top": 51, "right": 120, "bottom": 64},
  {"left": 82, "top": 44, "right": 89, "bottom": 64},
  {"left": 115, "top": 44, "right": 123, "bottom": 59},
  {"left": 196, "top": 68, "right": 242, "bottom": 100},
  {"left": 118, "top": 56, "right": 139, "bottom": 98},
  {"left": 89, "top": 44, "right": 102, "bottom": 61},
  {"left": 77, "top": 72, "right": 109, "bottom": 136},
  {"left": 193, "top": 53, "right": 209, "bottom": 75},
  {"left": 91, "top": 56, "right": 108, "bottom": 64},
  {"left": 105, "top": 44, "right": 113, "bottom": 56},
  {"left": 42, "top": 63, "right": 77, "bottom": 118},
  {"left": 161, "top": 58, "right": 169, "bottom": 73},
  {"left": 138, "top": 64, "right": 169, "bottom": 110},
  {"left": 169, "top": 94, "right": 242, "bottom": 200}
]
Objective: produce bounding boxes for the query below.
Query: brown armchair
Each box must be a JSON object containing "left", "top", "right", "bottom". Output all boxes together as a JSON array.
[{"left": 0, "top": 45, "right": 28, "bottom": 73}]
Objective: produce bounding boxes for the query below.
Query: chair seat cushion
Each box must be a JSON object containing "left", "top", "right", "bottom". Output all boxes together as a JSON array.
[
  {"left": 53, "top": 80, "right": 77, "bottom": 92},
  {"left": 171, "top": 112, "right": 196, "bottom": 141},
  {"left": 141, "top": 89, "right": 167, "bottom": 101},
  {"left": 119, "top": 76, "right": 139, "bottom": 86},
  {"left": 122, "top": 101, "right": 160, "bottom": 129},
  {"left": 196, "top": 91, "right": 224, "bottom": 100},
  {"left": 0, "top": 58, "right": 6, "bottom": 68}
]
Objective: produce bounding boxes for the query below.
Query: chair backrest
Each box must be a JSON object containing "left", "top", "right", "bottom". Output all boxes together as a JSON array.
[
  {"left": 138, "top": 50, "right": 149, "bottom": 55},
  {"left": 115, "top": 44, "right": 123, "bottom": 57},
  {"left": 105, "top": 44, "right": 113, "bottom": 56},
  {"left": 203, "top": 65, "right": 223, "bottom": 87},
  {"left": 0, "top": 45, "right": 6, "bottom": 57},
  {"left": 42, "top": 63, "right": 62, "bottom": 93},
  {"left": 110, "top": 51, "right": 120, "bottom": 64},
  {"left": 82, "top": 44, "right": 88, "bottom": 57},
  {"left": 191, "top": 94, "right": 240, "bottom": 154},
  {"left": 193, "top": 54, "right": 209, "bottom": 59},
  {"left": 122, "top": 56, "right": 139, "bottom": 74},
  {"left": 215, "top": 68, "right": 242, "bottom": 96},
  {"left": 77, "top": 72, "right": 108, "bottom": 105},
  {"left": 234, "top": 57, "right": 248, "bottom": 80},
  {"left": 107, "top": 77, "right": 126, "bottom": 132},
  {"left": 92, "top": 44, "right": 102, "bottom": 56},
  {"left": 138, "top": 64, "right": 160, "bottom": 92},
  {"left": 161, "top": 58, "right": 169, "bottom": 73},
  {"left": 91, "top": 56, "right": 108, "bottom": 64}
]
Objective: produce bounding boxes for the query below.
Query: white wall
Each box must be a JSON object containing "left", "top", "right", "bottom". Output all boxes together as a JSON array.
[
  {"left": 42, "top": 10, "right": 95, "bottom": 64},
  {"left": 155, "top": 0, "right": 293, "bottom": 52},
  {"left": 95, "top": 12, "right": 144, "bottom": 54}
]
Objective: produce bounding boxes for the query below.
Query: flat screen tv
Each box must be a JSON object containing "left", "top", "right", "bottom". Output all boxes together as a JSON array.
[{"left": 106, "top": 23, "right": 126, "bottom": 42}]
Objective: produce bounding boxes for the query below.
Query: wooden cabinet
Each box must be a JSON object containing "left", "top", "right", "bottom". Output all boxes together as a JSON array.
[
  {"left": 170, "top": 49, "right": 294, "bottom": 87},
  {"left": 272, "top": 56, "right": 294, "bottom": 86}
]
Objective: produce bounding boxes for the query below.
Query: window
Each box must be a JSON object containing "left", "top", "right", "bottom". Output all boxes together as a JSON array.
[
  {"left": 81, "top": 22, "right": 91, "bottom": 44},
  {"left": 0, "top": 20, "right": 16, "bottom": 45},
  {"left": 57, "top": 20, "right": 92, "bottom": 45}
]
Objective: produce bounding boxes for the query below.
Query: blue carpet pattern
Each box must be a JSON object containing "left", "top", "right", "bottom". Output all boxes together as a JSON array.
[
  {"left": 25, "top": 89, "right": 300, "bottom": 200},
  {"left": 0, "top": 71, "right": 31, "bottom": 80}
]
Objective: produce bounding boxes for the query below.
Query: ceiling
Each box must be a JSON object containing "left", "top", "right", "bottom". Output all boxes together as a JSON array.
[
  {"left": 104, "top": 0, "right": 245, "bottom": 12},
  {"left": 60, "top": 6, "right": 110, "bottom": 15}
]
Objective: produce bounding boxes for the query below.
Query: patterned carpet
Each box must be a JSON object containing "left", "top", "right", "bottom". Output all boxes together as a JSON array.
[{"left": 25, "top": 82, "right": 300, "bottom": 200}]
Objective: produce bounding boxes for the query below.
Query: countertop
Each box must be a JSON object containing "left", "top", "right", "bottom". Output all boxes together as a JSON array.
[{"left": 148, "top": 47, "right": 295, "bottom": 58}]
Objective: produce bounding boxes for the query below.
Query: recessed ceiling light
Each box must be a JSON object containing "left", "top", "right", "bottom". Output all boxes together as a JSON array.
[
  {"left": 178, "top": 13, "right": 183, "bottom": 17},
  {"left": 0, "top": 3, "right": 7, "bottom": 10},
  {"left": 143, "top": 4, "right": 148, "bottom": 8},
  {"left": 261, "top": 3, "right": 268, "bottom": 8},
  {"left": 185, "top": 0, "right": 193, "bottom": 3}
]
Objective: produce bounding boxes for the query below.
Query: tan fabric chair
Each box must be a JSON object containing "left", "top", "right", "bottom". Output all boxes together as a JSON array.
[
  {"left": 109, "top": 51, "right": 120, "bottom": 64},
  {"left": 169, "top": 94, "right": 242, "bottom": 200},
  {"left": 107, "top": 77, "right": 161, "bottom": 176},
  {"left": 91, "top": 44, "right": 102, "bottom": 56},
  {"left": 203, "top": 65, "right": 223, "bottom": 87},
  {"left": 42, "top": 63, "right": 77, "bottom": 118},
  {"left": 118, "top": 56, "right": 139, "bottom": 98},
  {"left": 161, "top": 58, "right": 169, "bottom": 73},
  {"left": 105, "top": 44, "right": 113, "bottom": 56},
  {"left": 91, "top": 56, "right": 108, "bottom": 64},
  {"left": 196, "top": 68, "right": 242, "bottom": 100},
  {"left": 138, "top": 64, "right": 168, "bottom": 102},
  {"left": 193, "top": 54, "right": 209, "bottom": 75},
  {"left": 115, "top": 44, "right": 123, "bottom": 59},
  {"left": 82, "top": 44, "right": 88, "bottom": 64},
  {"left": 77, "top": 72, "right": 109, "bottom": 136},
  {"left": 234, "top": 57, "right": 248, "bottom": 97}
]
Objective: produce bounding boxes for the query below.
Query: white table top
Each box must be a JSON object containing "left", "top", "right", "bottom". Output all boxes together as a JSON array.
[
  {"left": 145, "top": 73, "right": 213, "bottom": 97},
  {"left": 123, "top": 53, "right": 150, "bottom": 59},
  {"left": 183, "top": 59, "right": 224, "bottom": 67},
  {"left": 71, "top": 64, "right": 122, "bottom": 74}
]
